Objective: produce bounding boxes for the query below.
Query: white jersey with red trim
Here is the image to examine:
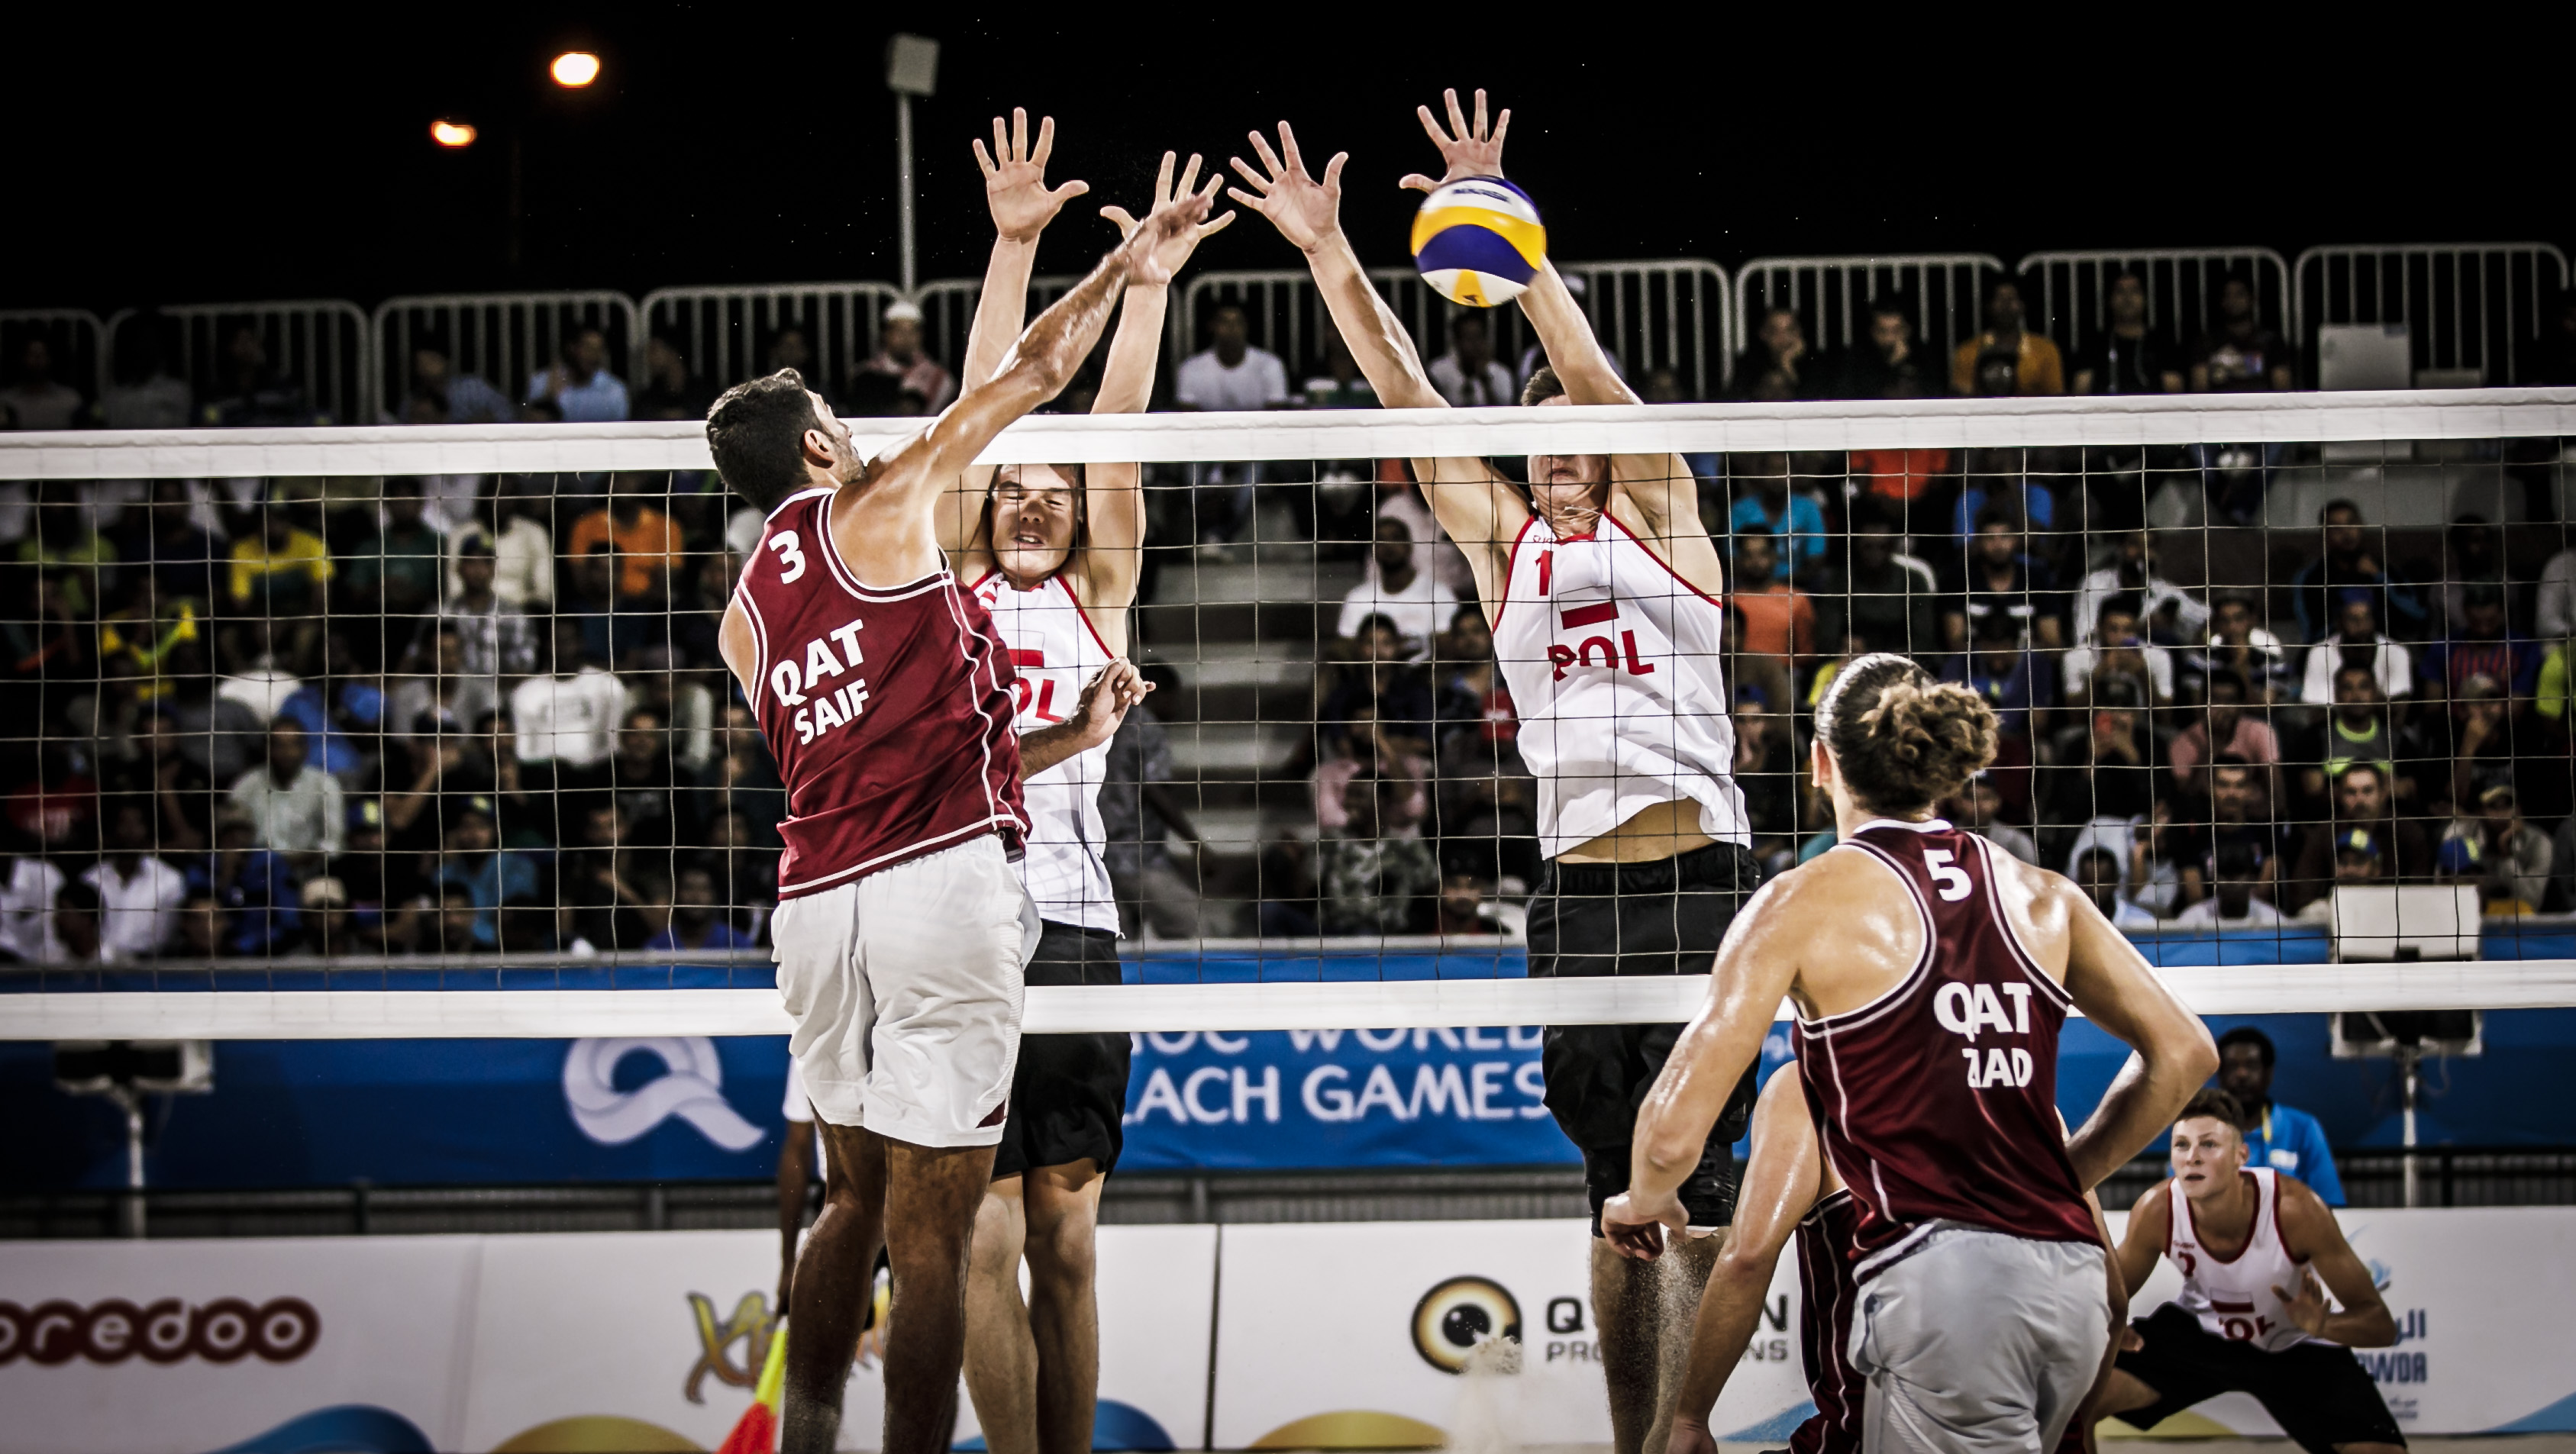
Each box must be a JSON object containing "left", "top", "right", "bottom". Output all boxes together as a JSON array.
[
  {"left": 971, "top": 569, "right": 1120, "bottom": 934},
  {"left": 1492, "top": 513, "right": 1748, "bottom": 856},
  {"left": 2167, "top": 1167, "right": 2315, "bottom": 1352}
]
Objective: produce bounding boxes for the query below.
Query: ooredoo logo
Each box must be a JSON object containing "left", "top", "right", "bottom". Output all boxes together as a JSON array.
[{"left": 0, "top": 1297, "right": 320, "bottom": 1365}]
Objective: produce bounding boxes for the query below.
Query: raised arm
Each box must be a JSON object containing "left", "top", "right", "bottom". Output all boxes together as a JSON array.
[
  {"left": 960, "top": 110, "right": 1089, "bottom": 392},
  {"left": 1404, "top": 88, "right": 1709, "bottom": 562},
  {"left": 841, "top": 189, "right": 1215, "bottom": 566},
  {"left": 1667, "top": 1071, "right": 1826, "bottom": 1454},
  {"left": 1228, "top": 122, "right": 1525, "bottom": 594},
  {"left": 2056, "top": 879, "right": 2219, "bottom": 1188},
  {"left": 942, "top": 109, "right": 1091, "bottom": 562},
  {"left": 1396, "top": 89, "right": 1626, "bottom": 414},
  {"left": 1081, "top": 153, "right": 1234, "bottom": 614}
]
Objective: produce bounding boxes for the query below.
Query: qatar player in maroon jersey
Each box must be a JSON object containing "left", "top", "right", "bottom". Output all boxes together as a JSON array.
[
  {"left": 706, "top": 181, "right": 1212, "bottom": 1454},
  {"left": 1606, "top": 653, "right": 2213, "bottom": 1454},
  {"left": 1665, "top": 1071, "right": 2130, "bottom": 1454},
  {"left": 1667, "top": 1066, "right": 1868, "bottom": 1454}
]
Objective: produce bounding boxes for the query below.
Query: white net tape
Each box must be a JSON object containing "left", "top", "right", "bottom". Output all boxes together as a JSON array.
[
  {"left": 2, "top": 388, "right": 2569, "bottom": 478},
  {"left": 9, "top": 959, "right": 2573, "bottom": 1042}
]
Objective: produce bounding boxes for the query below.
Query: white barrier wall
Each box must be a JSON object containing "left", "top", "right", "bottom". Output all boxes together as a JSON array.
[{"left": 2, "top": 1210, "right": 2570, "bottom": 1453}]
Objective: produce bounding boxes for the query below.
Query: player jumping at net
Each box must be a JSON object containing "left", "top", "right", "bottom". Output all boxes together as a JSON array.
[
  {"left": 1605, "top": 655, "right": 2216, "bottom": 1454},
  {"left": 705, "top": 180, "right": 1213, "bottom": 1454},
  {"left": 941, "top": 116, "right": 1230, "bottom": 1454},
  {"left": 1230, "top": 89, "right": 1761, "bottom": 1454},
  {"left": 2079, "top": 1088, "right": 2406, "bottom": 1454}
]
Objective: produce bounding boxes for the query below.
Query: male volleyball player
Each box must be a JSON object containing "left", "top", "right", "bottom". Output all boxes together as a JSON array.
[
  {"left": 941, "top": 120, "right": 1230, "bottom": 1454},
  {"left": 1667, "top": 1066, "right": 1867, "bottom": 1454},
  {"left": 1231, "top": 89, "right": 1759, "bottom": 1454},
  {"left": 1605, "top": 654, "right": 2215, "bottom": 1453},
  {"left": 706, "top": 179, "right": 1212, "bottom": 1454},
  {"left": 2080, "top": 1088, "right": 2404, "bottom": 1454},
  {"left": 1663, "top": 1067, "right": 2127, "bottom": 1454}
]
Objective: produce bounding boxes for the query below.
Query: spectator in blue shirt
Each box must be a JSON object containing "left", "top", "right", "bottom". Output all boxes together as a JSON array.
[
  {"left": 2217, "top": 1026, "right": 2345, "bottom": 1205},
  {"left": 1727, "top": 452, "right": 1828, "bottom": 582},
  {"left": 434, "top": 798, "right": 541, "bottom": 948},
  {"left": 1948, "top": 474, "right": 2054, "bottom": 546},
  {"left": 526, "top": 327, "right": 630, "bottom": 424}
]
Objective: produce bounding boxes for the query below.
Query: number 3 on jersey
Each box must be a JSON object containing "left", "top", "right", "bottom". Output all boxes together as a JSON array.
[
  {"left": 770, "top": 531, "right": 807, "bottom": 584},
  {"left": 1922, "top": 848, "right": 1972, "bottom": 901}
]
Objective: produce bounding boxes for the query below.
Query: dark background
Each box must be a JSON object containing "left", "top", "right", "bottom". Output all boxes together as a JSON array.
[{"left": 14, "top": 11, "right": 2568, "bottom": 311}]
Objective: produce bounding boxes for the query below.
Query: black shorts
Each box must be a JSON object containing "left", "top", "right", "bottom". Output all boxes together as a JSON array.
[
  {"left": 2116, "top": 1304, "right": 2406, "bottom": 1453},
  {"left": 993, "top": 920, "right": 1131, "bottom": 1182},
  {"left": 1527, "top": 840, "right": 1764, "bottom": 1235}
]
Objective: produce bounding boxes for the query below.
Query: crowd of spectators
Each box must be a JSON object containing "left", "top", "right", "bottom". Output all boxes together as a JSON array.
[{"left": 6, "top": 279, "right": 2576, "bottom": 950}]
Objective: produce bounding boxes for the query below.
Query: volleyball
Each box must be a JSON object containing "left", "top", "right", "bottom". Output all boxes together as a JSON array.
[{"left": 1409, "top": 176, "right": 1546, "bottom": 307}]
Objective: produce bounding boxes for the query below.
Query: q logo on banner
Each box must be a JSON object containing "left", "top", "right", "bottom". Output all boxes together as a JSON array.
[{"left": 564, "top": 1038, "right": 765, "bottom": 1152}]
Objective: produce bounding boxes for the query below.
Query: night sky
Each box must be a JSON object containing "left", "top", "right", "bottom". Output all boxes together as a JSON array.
[{"left": 17, "top": 11, "right": 2566, "bottom": 311}]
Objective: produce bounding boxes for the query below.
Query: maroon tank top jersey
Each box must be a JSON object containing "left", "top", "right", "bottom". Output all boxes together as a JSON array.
[
  {"left": 1790, "top": 1187, "right": 1863, "bottom": 1454},
  {"left": 734, "top": 488, "right": 1026, "bottom": 898},
  {"left": 1795, "top": 820, "right": 2097, "bottom": 1269}
]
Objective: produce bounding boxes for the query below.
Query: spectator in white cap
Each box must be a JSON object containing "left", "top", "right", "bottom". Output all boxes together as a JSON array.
[{"left": 855, "top": 299, "right": 955, "bottom": 413}]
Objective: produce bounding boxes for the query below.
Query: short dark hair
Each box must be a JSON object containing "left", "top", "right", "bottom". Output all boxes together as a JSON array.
[
  {"left": 705, "top": 369, "right": 821, "bottom": 512},
  {"left": 1521, "top": 365, "right": 1565, "bottom": 406},
  {"left": 2098, "top": 592, "right": 2144, "bottom": 624},
  {"left": 2216, "top": 1025, "right": 2276, "bottom": 1067},
  {"left": 2178, "top": 1086, "right": 2248, "bottom": 1130}
]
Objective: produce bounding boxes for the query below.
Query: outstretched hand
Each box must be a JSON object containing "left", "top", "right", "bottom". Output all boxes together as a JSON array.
[
  {"left": 1070, "top": 659, "right": 1154, "bottom": 750},
  {"left": 1398, "top": 87, "right": 1511, "bottom": 193},
  {"left": 1597, "top": 1188, "right": 1686, "bottom": 1262},
  {"left": 2272, "top": 1266, "right": 2332, "bottom": 1336},
  {"left": 1113, "top": 184, "right": 1218, "bottom": 287},
  {"left": 1100, "top": 152, "right": 1235, "bottom": 282},
  {"left": 1227, "top": 122, "right": 1347, "bottom": 256},
  {"left": 976, "top": 108, "right": 1089, "bottom": 243}
]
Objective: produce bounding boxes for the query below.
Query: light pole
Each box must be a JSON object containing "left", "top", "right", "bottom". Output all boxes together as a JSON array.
[{"left": 885, "top": 34, "right": 941, "bottom": 295}]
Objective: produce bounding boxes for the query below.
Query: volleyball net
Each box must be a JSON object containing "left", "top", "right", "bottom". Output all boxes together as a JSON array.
[{"left": 3, "top": 387, "right": 2575, "bottom": 1042}]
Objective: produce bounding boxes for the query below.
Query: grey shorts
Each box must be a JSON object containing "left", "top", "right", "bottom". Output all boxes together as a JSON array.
[{"left": 1850, "top": 1223, "right": 2112, "bottom": 1454}]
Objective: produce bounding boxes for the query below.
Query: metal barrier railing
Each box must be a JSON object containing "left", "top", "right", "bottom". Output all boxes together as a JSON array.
[
  {"left": 2018, "top": 247, "right": 2292, "bottom": 385},
  {"left": 2294, "top": 243, "right": 2570, "bottom": 386},
  {"left": 910, "top": 276, "right": 1079, "bottom": 396},
  {"left": 0, "top": 309, "right": 105, "bottom": 424},
  {"left": 638, "top": 281, "right": 904, "bottom": 408},
  {"left": 105, "top": 301, "right": 372, "bottom": 428},
  {"left": 1732, "top": 253, "right": 2007, "bottom": 383},
  {"left": 373, "top": 291, "right": 642, "bottom": 424},
  {"left": 1176, "top": 260, "right": 1731, "bottom": 403}
]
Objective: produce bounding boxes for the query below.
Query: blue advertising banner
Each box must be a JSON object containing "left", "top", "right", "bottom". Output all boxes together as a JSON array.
[
  {"left": 1115, "top": 1026, "right": 1576, "bottom": 1172},
  {"left": 7, "top": 937, "right": 2575, "bottom": 1191}
]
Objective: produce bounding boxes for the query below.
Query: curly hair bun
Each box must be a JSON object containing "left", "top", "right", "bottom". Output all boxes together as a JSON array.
[{"left": 1824, "top": 658, "right": 2000, "bottom": 814}]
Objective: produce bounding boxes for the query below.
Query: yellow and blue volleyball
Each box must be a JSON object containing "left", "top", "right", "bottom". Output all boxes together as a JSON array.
[{"left": 1410, "top": 176, "right": 1546, "bottom": 308}]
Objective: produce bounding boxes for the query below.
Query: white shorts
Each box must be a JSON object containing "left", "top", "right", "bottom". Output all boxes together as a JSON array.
[{"left": 773, "top": 834, "right": 1039, "bottom": 1147}]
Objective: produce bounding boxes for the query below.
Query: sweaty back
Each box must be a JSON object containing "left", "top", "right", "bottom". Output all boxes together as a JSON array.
[
  {"left": 1796, "top": 819, "right": 2097, "bottom": 1268},
  {"left": 737, "top": 488, "right": 1027, "bottom": 897}
]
